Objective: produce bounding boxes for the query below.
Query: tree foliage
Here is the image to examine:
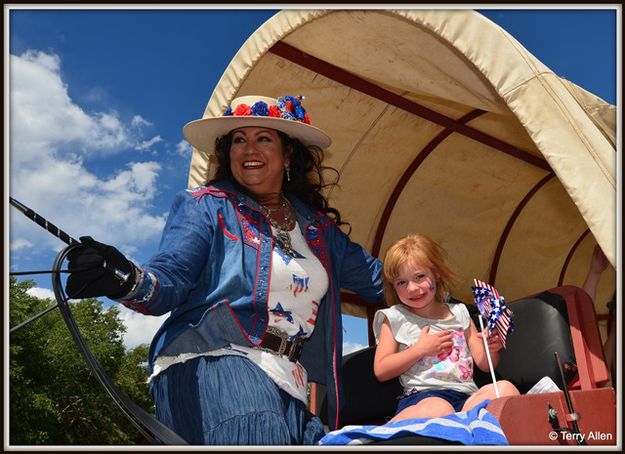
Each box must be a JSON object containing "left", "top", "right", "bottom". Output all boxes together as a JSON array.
[{"left": 9, "top": 277, "right": 154, "bottom": 445}]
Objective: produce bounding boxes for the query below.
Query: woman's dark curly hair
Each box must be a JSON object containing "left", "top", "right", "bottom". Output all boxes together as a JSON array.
[{"left": 209, "top": 130, "right": 348, "bottom": 228}]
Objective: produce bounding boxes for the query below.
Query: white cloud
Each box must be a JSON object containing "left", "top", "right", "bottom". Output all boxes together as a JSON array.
[
  {"left": 343, "top": 341, "right": 368, "bottom": 356},
  {"left": 131, "top": 115, "right": 152, "bottom": 128},
  {"left": 10, "top": 238, "right": 33, "bottom": 252},
  {"left": 26, "top": 286, "right": 56, "bottom": 301},
  {"left": 83, "top": 86, "right": 108, "bottom": 104},
  {"left": 176, "top": 140, "right": 193, "bottom": 157},
  {"left": 9, "top": 51, "right": 135, "bottom": 164},
  {"left": 9, "top": 50, "right": 167, "bottom": 258},
  {"left": 117, "top": 305, "right": 169, "bottom": 350},
  {"left": 10, "top": 159, "right": 166, "bottom": 254},
  {"left": 135, "top": 135, "right": 163, "bottom": 151}
]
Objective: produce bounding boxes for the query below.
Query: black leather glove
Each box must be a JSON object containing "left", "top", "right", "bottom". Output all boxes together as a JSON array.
[{"left": 66, "top": 236, "right": 137, "bottom": 299}]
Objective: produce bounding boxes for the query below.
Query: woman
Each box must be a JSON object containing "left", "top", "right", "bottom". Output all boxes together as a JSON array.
[{"left": 65, "top": 95, "right": 384, "bottom": 445}]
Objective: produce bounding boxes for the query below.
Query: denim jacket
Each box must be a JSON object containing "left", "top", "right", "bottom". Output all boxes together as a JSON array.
[{"left": 121, "top": 179, "right": 384, "bottom": 429}]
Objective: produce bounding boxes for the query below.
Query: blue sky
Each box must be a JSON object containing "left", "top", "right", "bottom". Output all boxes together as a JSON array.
[{"left": 7, "top": 7, "right": 618, "bottom": 352}]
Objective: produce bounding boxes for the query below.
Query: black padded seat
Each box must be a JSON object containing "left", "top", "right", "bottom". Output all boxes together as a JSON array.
[{"left": 495, "top": 291, "right": 576, "bottom": 392}]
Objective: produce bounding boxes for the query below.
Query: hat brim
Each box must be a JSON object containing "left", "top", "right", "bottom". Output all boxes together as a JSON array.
[{"left": 183, "top": 116, "right": 332, "bottom": 153}]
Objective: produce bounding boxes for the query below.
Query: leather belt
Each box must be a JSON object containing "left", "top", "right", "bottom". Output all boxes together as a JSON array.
[{"left": 257, "top": 327, "right": 305, "bottom": 363}]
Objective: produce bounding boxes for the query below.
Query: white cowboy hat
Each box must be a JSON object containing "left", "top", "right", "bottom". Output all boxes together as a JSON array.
[{"left": 183, "top": 95, "right": 332, "bottom": 153}]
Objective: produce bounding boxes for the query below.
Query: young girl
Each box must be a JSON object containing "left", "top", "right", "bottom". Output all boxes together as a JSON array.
[{"left": 373, "top": 234, "right": 519, "bottom": 421}]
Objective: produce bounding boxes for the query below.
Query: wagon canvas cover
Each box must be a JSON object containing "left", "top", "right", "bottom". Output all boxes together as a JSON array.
[{"left": 186, "top": 9, "right": 616, "bottom": 318}]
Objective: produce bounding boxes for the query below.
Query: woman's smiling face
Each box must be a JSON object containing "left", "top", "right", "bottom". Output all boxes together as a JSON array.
[{"left": 229, "top": 127, "right": 288, "bottom": 197}]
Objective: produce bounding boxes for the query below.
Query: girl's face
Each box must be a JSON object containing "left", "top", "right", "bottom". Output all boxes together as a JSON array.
[
  {"left": 393, "top": 260, "right": 438, "bottom": 313},
  {"left": 229, "top": 127, "right": 288, "bottom": 197}
]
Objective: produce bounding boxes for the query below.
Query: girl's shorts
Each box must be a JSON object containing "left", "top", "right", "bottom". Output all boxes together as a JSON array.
[{"left": 396, "top": 389, "right": 471, "bottom": 414}]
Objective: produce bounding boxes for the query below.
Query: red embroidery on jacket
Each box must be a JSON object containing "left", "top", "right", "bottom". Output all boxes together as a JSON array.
[
  {"left": 240, "top": 213, "right": 261, "bottom": 246},
  {"left": 187, "top": 185, "right": 226, "bottom": 204},
  {"left": 218, "top": 212, "right": 239, "bottom": 241}
]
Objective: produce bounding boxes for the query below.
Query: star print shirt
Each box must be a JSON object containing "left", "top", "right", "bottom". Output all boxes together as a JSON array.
[
  {"left": 201, "top": 221, "right": 328, "bottom": 403},
  {"left": 373, "top": 303, "right": 479, "bottom": 396},
  {"left": 148, "top": 221, "right": 328, "bottom": 403}
]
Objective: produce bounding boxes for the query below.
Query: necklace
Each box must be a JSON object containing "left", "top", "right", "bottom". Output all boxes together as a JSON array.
[{"left": 260, "top": 195, "right": 297, "bottom": 257}]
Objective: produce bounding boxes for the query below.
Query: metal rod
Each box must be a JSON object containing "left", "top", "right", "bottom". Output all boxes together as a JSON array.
[
  {"left": 555, "top": 351, "right": 586, "bottom": 445},
  {"left": 10, "top": 269, "right": 71, "bottom": 276},
  {"left": 10, "top": 303, "right": 60, "bottom": 333}
]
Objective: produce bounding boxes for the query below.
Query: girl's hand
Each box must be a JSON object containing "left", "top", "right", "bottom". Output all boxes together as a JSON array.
[
  {"left": 415, "top": 325, "right": 453, "bottom": 356},
  {"left": 478, "top": 328, "right": 503, "bottom": 354}
]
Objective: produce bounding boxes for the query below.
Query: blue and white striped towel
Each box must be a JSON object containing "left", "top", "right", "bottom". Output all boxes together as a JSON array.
[{"left": 319, "top": 400, "right": 508, "bottom": 445}]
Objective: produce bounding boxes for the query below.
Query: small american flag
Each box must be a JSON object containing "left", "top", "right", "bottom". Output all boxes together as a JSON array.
[{"left": 471, "top": 279, "right": 514, "bottom": 348}]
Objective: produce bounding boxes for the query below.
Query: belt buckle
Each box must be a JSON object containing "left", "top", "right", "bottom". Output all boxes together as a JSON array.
[
  {"left": 266, "top": 327, "right": 302, "bottom": 362},
  {"left": 268, "top": 326, "right": 288, "bottom": 356},
  {"left": 277, "top": 334, "right": 287, "bottom": 356},
  {"left": 287, "top": 338, "right": 302, "bottom": 362}
]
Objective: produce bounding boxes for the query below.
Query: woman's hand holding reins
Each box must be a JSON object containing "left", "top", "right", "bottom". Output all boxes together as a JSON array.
[{"left": 66, "top": 236, "right": 137, "bottom": 299}]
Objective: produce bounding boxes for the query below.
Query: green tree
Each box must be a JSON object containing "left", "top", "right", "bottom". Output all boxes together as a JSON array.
[{"left": 9, "top": 277, "right": 154, "bottom": 445}]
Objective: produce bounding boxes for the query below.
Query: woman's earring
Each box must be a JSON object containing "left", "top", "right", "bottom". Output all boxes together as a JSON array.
[{"left": 285, "top": 165, "right": 291, "bottom": 182}]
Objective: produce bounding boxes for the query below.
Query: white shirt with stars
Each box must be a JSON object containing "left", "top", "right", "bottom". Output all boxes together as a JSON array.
[{"left": 157, "top": 221, "right": 329, "bottom": 403}]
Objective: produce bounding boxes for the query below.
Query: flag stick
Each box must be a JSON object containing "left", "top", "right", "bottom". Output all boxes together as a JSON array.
[{"left": 478, "top": 315, "right": 500, "bottom": 398}]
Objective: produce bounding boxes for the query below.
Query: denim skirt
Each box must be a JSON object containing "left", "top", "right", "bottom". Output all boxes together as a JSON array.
[{"left": 150, "top": 354, "right": 325, "bottom": 445}]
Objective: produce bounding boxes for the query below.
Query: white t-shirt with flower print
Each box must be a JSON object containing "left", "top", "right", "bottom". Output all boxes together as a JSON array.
[{"left": 373, "top": 302, "right": 479, "bottom": 396}]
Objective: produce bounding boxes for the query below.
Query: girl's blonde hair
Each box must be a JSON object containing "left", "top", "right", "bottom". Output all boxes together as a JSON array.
[{"left": 382, "top": 234, "right": 457, "bottom": 307}]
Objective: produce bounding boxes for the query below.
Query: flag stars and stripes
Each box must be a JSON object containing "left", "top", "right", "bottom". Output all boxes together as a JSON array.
[
  {"left": 270, "top": 302, "right": 294, "bottom": 324},
  {"left": 290, "top": 274, "right": 310, "bottom": 296},
  {"left": 307, "top": 300, "right": 319, "bottom": 325},
  {"left": 471, "top": 279, "right": 514, "bottom": 348}
]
